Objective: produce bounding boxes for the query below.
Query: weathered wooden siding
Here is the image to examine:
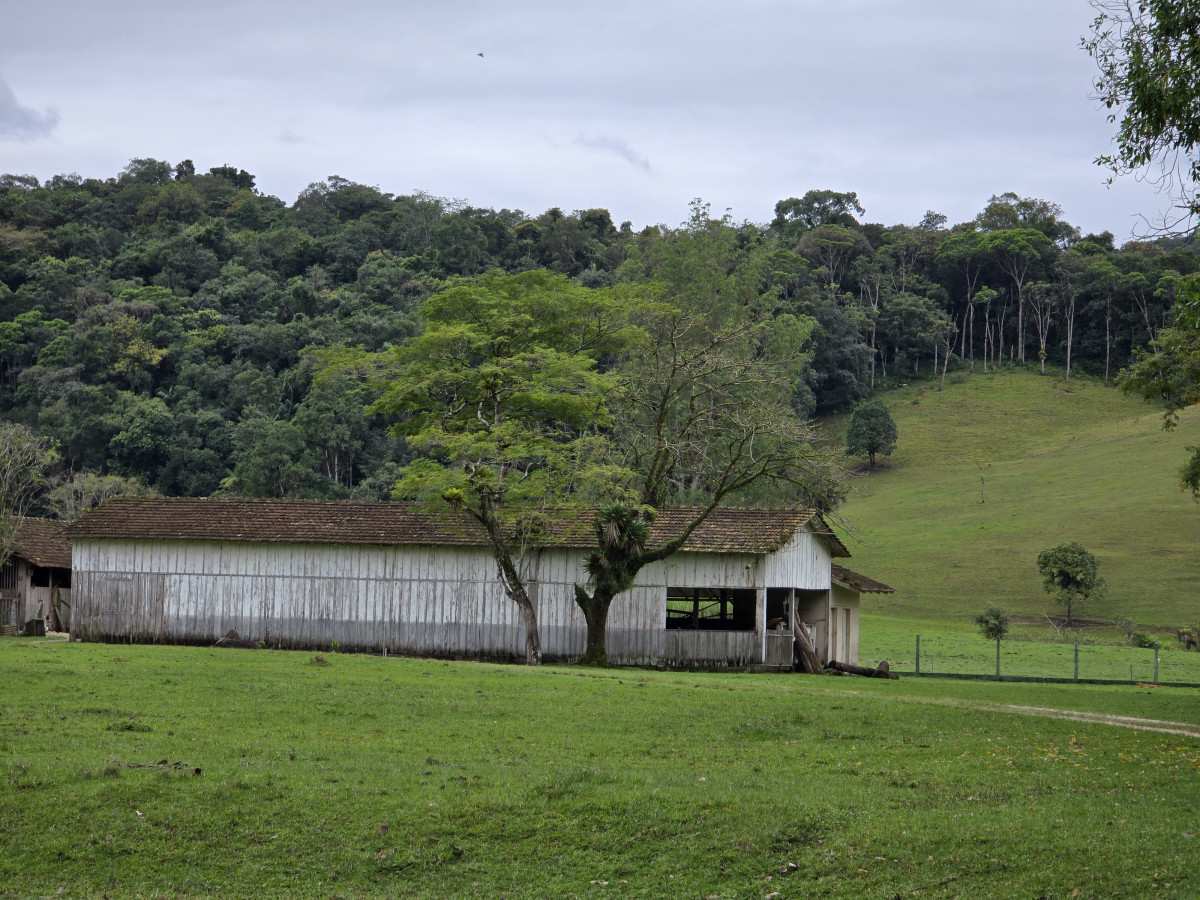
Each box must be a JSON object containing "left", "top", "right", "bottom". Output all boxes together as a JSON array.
[
  {"left": 763, "top": 525, "right": 832, "bottom": 589},
  {"left": 664, "top": 630, "right": 760, "bottom": 666},
  {"left": 74, "top": 540, "right": 542, "bottom": 658},
  {"left": 0, "top": 559, "right": 71, "bottom": 629},
  {"left": 764, "top": 632, "right": 794, "bottom": 667},
  {"left": 73, "top": 540, "right": 657, "bottom": 662},
  {"left": 0, "top": 559, "right": 29, "bottom": 627},
  {"left": 72, "top": 530, "right": 841, "bottom": 666}
]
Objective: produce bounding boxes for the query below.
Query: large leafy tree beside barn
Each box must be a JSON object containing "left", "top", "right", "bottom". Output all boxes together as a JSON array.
[
  {"left": 331, "top": 269, "right": 643, "bottom": 664},
  {"left": 570, "top": 203, "right": 847, "bottom": 666}
]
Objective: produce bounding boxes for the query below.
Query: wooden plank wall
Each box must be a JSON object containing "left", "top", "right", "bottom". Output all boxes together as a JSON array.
[
  {"left": 72, "top": 532, "right": 836, "bottom": 666},
  {"left": 74, "top": 541, "right": 543, "bottom": 658},
  {"left": 763, "top": 526, "right": 831, "bottom": 589},
  {"left": 664, "top": 630, "right": 759, "bottom": 666}
]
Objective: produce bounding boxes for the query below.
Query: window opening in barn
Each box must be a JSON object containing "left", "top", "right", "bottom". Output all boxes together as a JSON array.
[
  {"left": 30, "top": 566, "right": 53, "bottom": 588},
  {"left": 27, "top": 565, "right": 69, "bottom": 588},
  {"left": 665, "top": 587, "right": 755, "bottom": 631},
  {"left": 0, "top": 560, "right": 15, "bottom": 593}
]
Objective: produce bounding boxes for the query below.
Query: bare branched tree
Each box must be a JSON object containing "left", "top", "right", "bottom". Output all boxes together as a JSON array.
[
  {"left": 45, "top": 471, "right": 158, "bottom": 522},
  {"left": 571, "top": 306, "right": 846, "bottom": 665},
  {"left": 0, "top": 423, "right": 56, "bottom": 570}
]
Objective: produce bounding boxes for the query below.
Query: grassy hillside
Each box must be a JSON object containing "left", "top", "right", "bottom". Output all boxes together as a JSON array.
[{"left": 829, "top": 368, "right": 1200, "bottom": 629}]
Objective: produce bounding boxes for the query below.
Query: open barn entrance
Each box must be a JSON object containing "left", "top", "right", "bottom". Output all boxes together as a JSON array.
[
  {"left": 663, "top": 587, "right": 759, "bottom": 667},
  {"left": 792, "top": 588, "right": 830, "bottom": 662}
]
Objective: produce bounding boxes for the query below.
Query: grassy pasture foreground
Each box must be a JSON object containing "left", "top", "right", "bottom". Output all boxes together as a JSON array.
[{"left": 2, "top": 641, "right": 1198, "bottom": 898}]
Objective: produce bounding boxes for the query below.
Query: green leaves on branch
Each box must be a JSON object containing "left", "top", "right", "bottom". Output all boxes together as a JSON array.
[
  {"left": 845, "top": 399, "right": 898, "bottom": 469},
  {"left": 1120, "top": 273, "right": 1200, "bottom": 498},
  {"left": 1037, "top": 541, "right": 1105, "bottom": 626},
  {"left": 1084, "top": 0, "right": 1200, "bottom": 232},
  {"left": 974, "top": 605, "right": 1010, "bottom": 641},
  {"left": 368, "top": 270, "right": 647, "bottom": 515}
]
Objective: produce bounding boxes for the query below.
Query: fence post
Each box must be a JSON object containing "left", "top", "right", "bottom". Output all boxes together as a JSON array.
[
  {"left": 1074, "top": 641, "right": 1079, "bottom": 682},
  {"left": 915, "top": 634, "right": 920, "bottom": 675},
  {"left": 995, "top": 637, "right": 1001, "bottom": 680},
  {"left": 1154, "top": 647, "right": 1159, "bottom": 685}
]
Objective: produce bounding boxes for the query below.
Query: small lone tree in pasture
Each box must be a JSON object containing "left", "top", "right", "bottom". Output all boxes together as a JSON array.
[
  {"left": 1036, "top": 542, "right": 1104, "bottom": 626},
  {"left": 845, "top": 399, "right": 898, "bottom": 468},
  {"left": 975, "top": 603, "right": 1010, "bottom": 678},
  {"left": 974, "top": 604, "right": 1010, "bottom": 641}
]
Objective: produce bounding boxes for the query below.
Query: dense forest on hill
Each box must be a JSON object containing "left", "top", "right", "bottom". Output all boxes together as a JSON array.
[{"left": 1, "top": 159, "right": 1196, "bottom": 506}]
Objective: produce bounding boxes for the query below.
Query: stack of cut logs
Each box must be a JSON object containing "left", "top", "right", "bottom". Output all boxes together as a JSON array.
[{"left": 792, "top": 621, "right": 898, "bottom": 679}]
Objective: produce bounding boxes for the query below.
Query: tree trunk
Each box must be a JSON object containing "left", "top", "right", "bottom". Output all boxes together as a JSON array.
[
  {"left": 482, "top": 526, "right": 542, "bottom": 665},
  {"left": 1065, "top": 297, "right": 1075, "bottom": 381},
  {"left": 938, "top": 333, "right": 951, "bottom": 391},
  {"left": 968, "top": 301, "right": 975, "bottom": 373},
  {"left": 825, "top": 659, "right": 898, "bottom": 679},
  {"left": 1104, "top": 306, "right": 1111, "bottom": 386},
  {"left": 1018, "top": 291, "right": 1025, "bottom": 364},
  {"left": 516, "top": 594, "right": 542, "bottom": 665},
  {"left": 869, "top": 320, "right": 877, "bottom": 390},
  {"left": 574, "top": 584, "right": 614, "bottom": 666}
]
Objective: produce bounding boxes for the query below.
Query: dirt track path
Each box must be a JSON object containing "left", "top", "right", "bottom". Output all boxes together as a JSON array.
[
  {"left": 996, "top": 705, "right": 1200, "bottom": 739},
  {"left": 884, "top": 692, "right": 1200, "bottom": 739}
]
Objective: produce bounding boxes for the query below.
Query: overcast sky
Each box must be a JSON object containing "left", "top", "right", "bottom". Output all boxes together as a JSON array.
[{"left": 0, "top": 1, "right": 1168, "bottom": 240}]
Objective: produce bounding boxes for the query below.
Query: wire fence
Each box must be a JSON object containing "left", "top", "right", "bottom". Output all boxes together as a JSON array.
[{"left": 859, "top": 632, "right": 1200, "bottom": 686}]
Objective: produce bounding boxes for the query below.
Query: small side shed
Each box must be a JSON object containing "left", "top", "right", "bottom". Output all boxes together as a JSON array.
[
  {"left": 69, "top": 499, "right": 887, "bottom": 669},
  {"left": 829, "top": 564, "right": 895, "bottom": 666},
  {"left": 1, "top": 518, "right": 73, "bottom": 633}
]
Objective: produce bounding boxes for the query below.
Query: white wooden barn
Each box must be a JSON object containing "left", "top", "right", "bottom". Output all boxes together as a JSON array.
[
  {"left": 1, "top": 517, "right": 73, "bottom": 635},
  {"left": 68, "top": 499, "right": 892, "bottom": 669}
]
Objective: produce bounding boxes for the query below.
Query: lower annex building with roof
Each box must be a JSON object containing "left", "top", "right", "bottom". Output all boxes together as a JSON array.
[{"left": 68, "top": 498, "right": 892, "bottom": 669}]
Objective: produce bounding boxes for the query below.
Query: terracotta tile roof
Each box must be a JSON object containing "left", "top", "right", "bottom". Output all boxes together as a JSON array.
[
  {"left": 649, "top": 507, "right": 849, "bottom": 557},
  {"left": 831, "top": 564, "right": 895, "bottom": 594},
  {"left": 69, "top": 498, "right": 850, "bottom": 558},
  {"left": 10, "top": 517, "right": 72, "bottom": 568}
]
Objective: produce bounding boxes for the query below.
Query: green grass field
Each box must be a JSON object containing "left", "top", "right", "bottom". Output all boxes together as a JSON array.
[
  {"left": 828, "top": 368, "right": 1200, "bottom": 628},
  {"left": 859, "top": 613, "right": 1200, "bottom": 683},
  {"left": 2, "top": 639, "right": 1197, "bottom": 899}
]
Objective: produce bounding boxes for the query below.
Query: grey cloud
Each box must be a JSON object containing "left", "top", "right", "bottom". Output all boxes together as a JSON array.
[
  {"left": 0, "top": 77, "right": 59, "bottom": 140},
  {"left": 576, "top": 135, "right": 651, "bottom": 173}
]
